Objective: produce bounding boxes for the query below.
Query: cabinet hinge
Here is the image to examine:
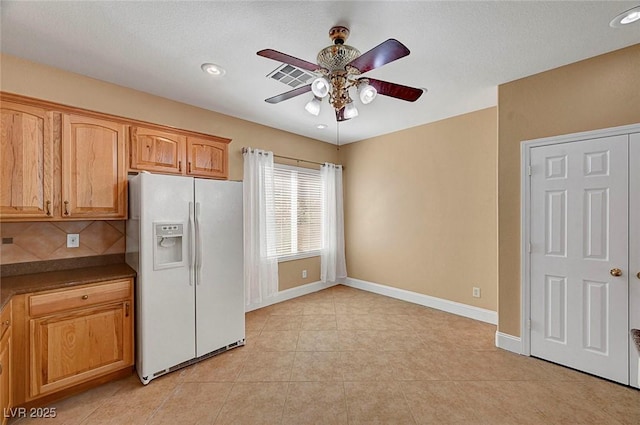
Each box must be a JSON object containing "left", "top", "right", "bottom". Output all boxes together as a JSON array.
[
  {"left": 527, "top": 319, "right": 532, "bottom": 330},
  {"left": 527, "top": 165, "right": 532, "bottom": 176},
  {"left": 528, "top": 242, "right": 532, "bottom": 253}
]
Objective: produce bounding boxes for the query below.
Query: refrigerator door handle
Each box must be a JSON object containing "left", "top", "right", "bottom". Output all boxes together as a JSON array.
[
  {"left": 188, "top": 201, "right": 195, "bottom": 286},
  {"left": 195, "top": 202, "right": 203, "bottom": 285}
]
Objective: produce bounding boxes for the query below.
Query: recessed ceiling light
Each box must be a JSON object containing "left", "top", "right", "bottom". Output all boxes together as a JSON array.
[
  {"left": 610, "top": 6, "right": 640, "bottom": 27},
  {"left": 316, "top": 124, "right": 327, "bottom": 130},
  {"left": 201, "top": 63, "right": 226, "bottom": 76}
]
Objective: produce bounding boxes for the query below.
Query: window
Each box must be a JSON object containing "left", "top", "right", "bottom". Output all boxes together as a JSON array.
[{"left": 273, "top": 164, "right": 322, "bottom": 261}]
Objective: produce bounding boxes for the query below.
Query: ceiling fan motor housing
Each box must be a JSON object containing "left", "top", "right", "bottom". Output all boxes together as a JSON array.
[
  {"left": 317, "top": 26, "right": 362, "bottom": 72},
  {"left": 329, "top": 26, "right": 350, "bottom": 44}
]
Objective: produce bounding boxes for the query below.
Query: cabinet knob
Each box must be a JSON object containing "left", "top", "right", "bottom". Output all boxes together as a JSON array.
[
  {"left": 637, "top": 272, "right": 640, "bottom": 280},
  {"left": 2, "top": 320, "right": 9, "bottom": 326},
  {"left": 610, "top": 268, "right": 623, "bottom": 277},
  {"left": 82, "top": 295, "right": 89, "bottom": 300}
]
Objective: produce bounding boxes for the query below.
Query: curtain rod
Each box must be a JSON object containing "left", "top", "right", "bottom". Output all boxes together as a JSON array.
[{"left": 242, "top": 147, "right": 343, "bottom": 168}]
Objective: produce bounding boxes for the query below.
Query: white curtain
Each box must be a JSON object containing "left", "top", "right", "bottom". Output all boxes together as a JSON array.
[
  {"left": 243, "top": 148, "right": 279, "bottom": 306},
  {"left": 321, "top": 163, "right": 347, "bottom": 283}
]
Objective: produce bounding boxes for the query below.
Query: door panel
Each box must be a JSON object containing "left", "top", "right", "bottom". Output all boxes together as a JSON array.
[
  {"left": 62, "top": 114, "right": 126, "bottom": 218},
  {"left": 30, "top": 302, "right": 132, "bottom": 396},
  {"left": 0, "top": 102, "right": 54, "bottom": 219},
  {"left": 136, "top": 173, "right": 196, "bottom": 380},
  {"left": 194, "top": 179, "right": 244, "bottom": 356},
  {"left": 530, "top": 135, "right": 629, "bottom": 384}
]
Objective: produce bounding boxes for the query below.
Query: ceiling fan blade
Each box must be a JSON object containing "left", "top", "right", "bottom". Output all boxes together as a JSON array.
[
  {"left": 265, "top": 84, "right": 312, "bottom": 104},
  {"left": 257, "top": 49, "right": 320, "bottom": 72},
  {"left": 347, "top": 39, "right": 410, "bottom": 74},
  {"left": 364, "top": 78, "right": 424, "bottom": 102}
]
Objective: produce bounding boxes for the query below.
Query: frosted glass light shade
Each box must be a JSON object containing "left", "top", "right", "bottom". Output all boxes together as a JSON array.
[
  {"left": 343, "top": 102, "right": 359, "bottom": 119},
  {"left": 359, "top": 84, "right": 377, "bottom": 104},
  {"left": 305, "top": 97, "right": 321, "bottom": 116},
  {"left": 311, "top": 77, "right": 330, "bottom": 98}
]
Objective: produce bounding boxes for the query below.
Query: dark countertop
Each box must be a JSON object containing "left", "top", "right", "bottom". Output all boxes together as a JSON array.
[{"left": 1, "top": 263, "right": 136, "bottom": 309}]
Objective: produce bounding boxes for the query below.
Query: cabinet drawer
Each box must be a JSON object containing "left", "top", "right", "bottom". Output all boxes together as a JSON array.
[
  {"left": 29, "top": 279, "right": 132, "bottom": 317},
  {"left": 0, "top": 301, "right": 10, "bottom": 340}
]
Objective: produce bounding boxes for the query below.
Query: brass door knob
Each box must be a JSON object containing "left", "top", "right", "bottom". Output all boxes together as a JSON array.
[{"left": 610, "top": 268, "right": 622, "bottom": 277}]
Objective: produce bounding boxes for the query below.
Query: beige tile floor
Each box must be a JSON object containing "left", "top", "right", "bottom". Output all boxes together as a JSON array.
[{"left": 12, "top": 285, "right": 640, "bottom": 424}]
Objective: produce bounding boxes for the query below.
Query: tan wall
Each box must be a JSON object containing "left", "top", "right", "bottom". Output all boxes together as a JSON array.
[
  {"left": 1, "top": 54, "right": 337, "bottom": 288},
  {"left": 497, "top": 44, "right": 640, "bottom": 336},
  {"left": 340, "top": 107, "right": 498, "bottom": 310}
]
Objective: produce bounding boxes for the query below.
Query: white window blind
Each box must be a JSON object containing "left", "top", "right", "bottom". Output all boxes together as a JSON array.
[{"left": 273, "top": 164, "right": 322, "bottom": 259}]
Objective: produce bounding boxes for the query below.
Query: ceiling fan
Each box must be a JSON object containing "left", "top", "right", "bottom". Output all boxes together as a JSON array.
[{"left": 257, "top": 26, "right": 424, "bottom": 122}]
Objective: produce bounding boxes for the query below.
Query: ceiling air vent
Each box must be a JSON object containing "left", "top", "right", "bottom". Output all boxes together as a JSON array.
[{"left": 267, "top": 64, "right": 315, "bottom": 88}]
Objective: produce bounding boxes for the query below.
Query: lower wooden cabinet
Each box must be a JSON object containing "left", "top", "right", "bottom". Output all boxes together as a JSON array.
[
  {"left": 1, "top": 301, "right": 12, "bottom": 425},
  {"left": 14, "top": 278, "right": 134, "bottom": 404},
  {"left": 29, "top": 300, "right": 132, "bottom": 397}
]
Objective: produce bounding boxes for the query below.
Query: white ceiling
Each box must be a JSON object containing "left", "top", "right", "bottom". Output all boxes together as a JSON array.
[{"left": 1, "top": 1, "right": 638, "bottom": 144}]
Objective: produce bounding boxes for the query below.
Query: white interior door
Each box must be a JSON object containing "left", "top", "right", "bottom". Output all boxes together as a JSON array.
[{"left": 530, "top": 135, "right": 629, "bottom": 384}]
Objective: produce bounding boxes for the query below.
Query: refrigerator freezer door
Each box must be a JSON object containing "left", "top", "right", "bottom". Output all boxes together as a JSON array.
[
  {"left": 137, "top": 173, "right": 197, "bottom": 381},
  {"left": 194, "top": 179, "right": 245, "bottom": 356}
]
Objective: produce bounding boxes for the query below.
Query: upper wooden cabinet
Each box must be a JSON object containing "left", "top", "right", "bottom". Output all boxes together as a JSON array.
[
  {"left": 129, "top": 128, "right": 230, "bottom": 180},
  {"left": 1, "top": 94, "right": 129, "bottom": 221},
  {"left": 0, "top": 102, "right": 55, "bottom": 220},
  {"left": 186, "top": 136, "right": 229, "bottom": 179},
  {"left": 129, "top": 126, "right": 185, "bottom": 174},
  {"left": 61, "top": 114, "right": 127, "bottom": 219}
]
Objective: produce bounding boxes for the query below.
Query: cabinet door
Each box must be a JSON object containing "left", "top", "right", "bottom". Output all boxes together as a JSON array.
[
  {"left": 29, "top": 301, "right": 133, "bottom": 397},
  {"left": 129, "top": 126, "right": 185, "bottom": 174},
  {"left": 0, "top": 329, "right": 11, "bottom": 425},
  {"left": 0, "top": 102, "right": 55, "bottom": 219},
  {"left": 186, "top": 136, "right": 229, "bottom": 179},
  {"left": 61, "top": 114, "right": 126, "bottom": 219}
]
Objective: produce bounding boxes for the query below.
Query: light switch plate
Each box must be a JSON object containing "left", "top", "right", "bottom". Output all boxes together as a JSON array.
[{"left": 67, "top": 234, "right": 80, "bottom": 248}]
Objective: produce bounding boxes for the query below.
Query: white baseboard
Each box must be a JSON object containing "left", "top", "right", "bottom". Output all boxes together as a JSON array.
[
  {"left": 245, "top": 280, "right": 338, "bottom": 312},
  {"left": 495, "top": 331, "right": 523, "bottom": 354},
  {"left": 344, "top": 277, "right": 498, "bottom": 325}
]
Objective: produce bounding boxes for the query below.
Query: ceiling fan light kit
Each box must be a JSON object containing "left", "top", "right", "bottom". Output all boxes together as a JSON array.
[
  {"left": 343, "top": 102, "right": 359, "bottom": 119},
  {"left": 311, "top": 77, "right": 331, "bottom": 98},
  {"left": 358, "top": 82, "right": 377, "bottom": 104},
  {"left": 305, "top": 97, "right": 322, "bottom": 116},
  {"left": 258, "top": 26, "right": 424, "bottom": 122}
]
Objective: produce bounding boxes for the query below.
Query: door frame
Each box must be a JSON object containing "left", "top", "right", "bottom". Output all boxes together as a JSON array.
[{"left": 520, "top": 123, "right": 640, "bottom": 356}]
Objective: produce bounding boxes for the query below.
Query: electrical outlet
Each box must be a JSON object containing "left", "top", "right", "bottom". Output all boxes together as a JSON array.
[
  {"left": 67, "top": 234, "right": 80, "bottom": 248},
  {"left": 302, "top": 269, "right": 307, "bottom": 279},
  {"left": 472, "top": 287, "right": 481, "bottom": 298}
]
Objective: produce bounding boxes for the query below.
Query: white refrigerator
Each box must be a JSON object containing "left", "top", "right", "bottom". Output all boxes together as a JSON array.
[{"left": 126, "top": 172, "right": 244, "bottom": 385}]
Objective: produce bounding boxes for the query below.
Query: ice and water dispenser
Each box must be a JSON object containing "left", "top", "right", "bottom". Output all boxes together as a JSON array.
[{"left": 153, "top": 223, "right": 185, "bottom": 270}]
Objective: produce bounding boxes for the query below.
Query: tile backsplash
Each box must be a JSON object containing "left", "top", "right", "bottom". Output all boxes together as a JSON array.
[{"left": 0, "top": 221, "right": 125, "bottom": 265}]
